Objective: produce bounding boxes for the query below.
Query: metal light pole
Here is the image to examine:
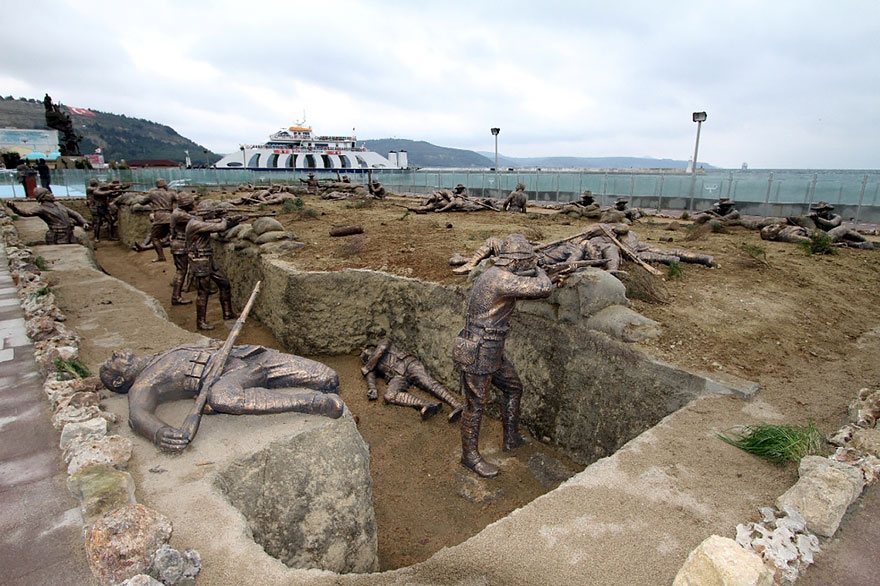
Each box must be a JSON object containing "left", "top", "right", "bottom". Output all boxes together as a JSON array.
[
  {"left": 490, "top": 127, "right": 500, "bottom": 199},
  {"left": 688, "top": 111, "right": 707, "bottom": 210},
  {"left": 490, "top": 127, "right": 500, "bottom": 171}
]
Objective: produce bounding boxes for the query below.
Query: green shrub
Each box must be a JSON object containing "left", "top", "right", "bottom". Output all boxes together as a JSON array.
[
  {"left": 798, "top": 231, "right": 837, "bottom": 256},
  {"left": 34, "top": 256, "right": 49, "bottom": 270},
  {"left": 281, "top": 198, "right": 304, "bottom": 214},
  {"left": 666, "top": 261, "right": 683, "bottom": 279},
  {"left": 717, "top": 421, "right": 825, "bottom": 464}
]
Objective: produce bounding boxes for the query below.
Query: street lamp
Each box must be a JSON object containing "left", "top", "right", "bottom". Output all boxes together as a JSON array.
[
  {"left": 490, "top": 128, "right": 500, "bottom": 171},
  {"left": 688, "top": 111, "right": 707, "bottom": 210}
]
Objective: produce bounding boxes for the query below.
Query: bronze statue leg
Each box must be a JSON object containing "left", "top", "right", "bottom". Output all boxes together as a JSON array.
[
  {"left": 491, "top": 359, "right": 527, "bottom": 452},
  {"left": 383, "top": 375, "right": 441, "bottom": 420},
  {"left": 171, "top": 254, "right": 191, "bottom": 305},
  {"left": 208, "top": 386, "right": 344, "bottom": 418},
  {"left": 150, "top": 223, "right": 168, "bottom": 262},
  {"left": 459, "top": 371, "right": 499, "bottom": 478},
  {"left": 195, "top": 276, "right": 213, "bottom": 330},
  {"left": 210, "top": 267, "right": 236, "bottom": 319},
  {"left": 407, "top": 362, "right": 463, "bottom": 422}
]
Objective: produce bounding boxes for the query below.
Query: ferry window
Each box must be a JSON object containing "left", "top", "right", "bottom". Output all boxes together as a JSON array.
[
  {"left": 284, "top": 154, "right": 294, "bottom": 168},
  {"left": 268, "top": 153, "right": 279, "bottom": 168},
  {"left": 340, "top": 155, "right": 351, "bottom": 169},
  {"left": 247, "top": 154, "right": 260, "bottom": 167},
  {"left": 225, "top": 162, "right": 242, "bottom": 167},
  {"left": 305, "top": 155, "right": 316, "bottom": 168},
  {"left": 321, "top": 155, "right": 333, "bottom": 168},
  {"left": 356, "top": 155, "right": 368, "bottom": 168}
]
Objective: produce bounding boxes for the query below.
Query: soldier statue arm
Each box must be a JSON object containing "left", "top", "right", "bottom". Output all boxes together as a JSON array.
[
  {"left": 813, "top": 213, "right": 841, "bottom": 230},
  {"left": 360, "top": 338, "right": 391, "bottom": 376},
  {"left": 64, "top": 205, "right": 89, "bottom": 228},
  {"left": 364, "top": 371, "right": 379, "bottom": 401},
  {"left": 6, "top": 201, "right": 35, "bottom": 217},
  {"left": 126, "top": 378, "right": 192, "bottom": 452}
]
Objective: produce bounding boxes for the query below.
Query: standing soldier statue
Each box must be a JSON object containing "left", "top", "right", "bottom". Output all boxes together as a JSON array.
[
  {"left": 169, "top": 192, "right": 196, "bottom": 306},
  {"left": 185, "top": 200, "right": 242, "bottom": 330},
  {"left": 452, "top": 234, "right": 553, "bottom": 477},
  {"left": 134, "top": 178, "right": 175, "bottom": 262},
  {"left": 502, "top": 183, "right": 528, "bottom": 213}
]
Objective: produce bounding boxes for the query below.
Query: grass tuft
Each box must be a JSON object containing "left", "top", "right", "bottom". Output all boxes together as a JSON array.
[
  {"left": 666, "top": 261, "right": 683, "bottom": 280},
  {"left": 717, "top": 421, "right": 825, "bottom": 464},
  {"left": 281, "top": 197, "right": 304, "bottom": 214},
  {"left": 34, "top": 256, "right": 49, "bottom": 271},
  {"left": 54, "top": 358, "right": 91, "bottom": 379},
  {"left": 622, "top": 266, "right": 670, "bottom": 304}
]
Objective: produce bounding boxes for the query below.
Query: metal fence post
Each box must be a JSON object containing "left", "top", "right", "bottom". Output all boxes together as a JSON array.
[{"left": 855, "top": 174, "right": 868, "bottom": 225}]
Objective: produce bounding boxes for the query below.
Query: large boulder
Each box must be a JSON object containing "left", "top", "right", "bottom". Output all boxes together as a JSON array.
[
  {"left": 215, "top": 415, "right": 377, "bottom": 573},
  {"left": 673, "top": 535, "right": 774, "bottom": 586}
]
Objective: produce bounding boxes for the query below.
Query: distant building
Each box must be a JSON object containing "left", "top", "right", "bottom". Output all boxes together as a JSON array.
[{"left": 126, "top": 159, "right": 181, "bottom": 168}]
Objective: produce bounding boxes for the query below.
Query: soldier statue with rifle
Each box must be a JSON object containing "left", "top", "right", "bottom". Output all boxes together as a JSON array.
[
  {"left": 169, "top": 191, "right": 197, "bottom": 306},
  {"left": 185, "top": 200, "right": 243, "bottom": 330},
  {"left": 99, "top": 282, "right": 345, "bottom": 452},
  {"left": 133, "top": 178, "right": 175, "bottom": 262},
  {"left": 92, "top": 178, "right": 131, "bottom": 241}
]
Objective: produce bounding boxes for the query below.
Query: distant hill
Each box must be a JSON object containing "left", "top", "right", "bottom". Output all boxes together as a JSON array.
[
  {"left": 475, "top": 151, "right": 712, "bottom": 170},
  {"left": 0, "top": 96, "right": 217, "bottom": 164},
  {"left": 362, "top": 139, "right": 493, "bottom": 168}
]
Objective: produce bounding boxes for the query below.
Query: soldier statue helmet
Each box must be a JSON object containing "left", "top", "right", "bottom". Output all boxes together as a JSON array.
[{"left": 34, "top": 187, "right": 54, "bottom": 202}]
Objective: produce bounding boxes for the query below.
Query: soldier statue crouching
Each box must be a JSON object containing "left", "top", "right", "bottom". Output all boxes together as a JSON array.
[{"left": 100, "top": 342, "right": 345, "bottom": 452}]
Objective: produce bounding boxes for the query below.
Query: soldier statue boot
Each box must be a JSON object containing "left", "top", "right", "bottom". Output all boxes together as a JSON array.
[
  {"left": 220, "top": 292, "right": 237, "bottom": 320},
  {"left": 426, "top": 380, "right": 464, "bottom": 422},
  {"left": 501, "top": 387, "right": 528, "bottom": 451},
  {"left": 196, "top": 298, "right": 214, "bottom": 331},
  {"left": 460, "top": 408, "right": 499, "bottom": 477},
  {"left": 639, "top": 252, "right": 680, "bottom": 265},
  {"left": 171, "top": 276, "right": 192, "bottom": 306},
  {"left": 387, "top": 391, "right": 441, "bottom": 420}
]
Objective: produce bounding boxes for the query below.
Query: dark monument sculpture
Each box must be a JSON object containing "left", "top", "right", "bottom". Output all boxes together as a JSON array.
[
  {"left": 452, "top": 234, "right": 553, "bottom": 477},
  {"left": 99, "top": 282, "right": 345, "bottom": 451},
  {"left": 43, "top": 94, "right": 82, "bottom": 156}
]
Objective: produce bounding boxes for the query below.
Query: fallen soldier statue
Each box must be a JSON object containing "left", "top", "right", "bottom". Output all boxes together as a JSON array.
[{"left": 100, "top": 343, "right": 344, "bottom": 451}]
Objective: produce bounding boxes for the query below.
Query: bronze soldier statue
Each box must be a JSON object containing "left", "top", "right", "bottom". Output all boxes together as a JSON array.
[
  {"left": 300, "top": 172, "right": 319, "bottom": 194},
  {"left": 6, "top": 188, "right": 90, "bottom": 244},
  {"left": 100, "top": 342, "right": 344, "bottom": 452},
  {"left": 801, "top": 202, "right": 873, "bottom": 249},
  {"left": 134, "top": 178, "right": 175, "bottom": 261},
  {"left": 760, "top": 223, "right": 810, "bottom": 244},
  {"left": 85, "top": 178, "right": 99, "bottom": 217},
  {"left": 502, "top": 183, "right": 528, "bottom": 213},
  {"left": 360, "top": 338, "right": 464, "bottom": 422},
  {"left": 556, "top": 190, "right": 601, "bottom": 219},
  {"left": 185, "top": 200, "right": 242, "bottom": 330},
  {"left": 169, "top": 192, "right": 196, "bottom": 306},
  {"left": 452, "top": 234, "right": 553, "bottom": 477},
  {"left": 91, "top": 178, "right": 130, "bottom": 241},
  {"left": 368, "top": 179, "right": 386, "bottom": 199},
  {"left": 692, "top": 197, "right": 740, "bottom": 225}
]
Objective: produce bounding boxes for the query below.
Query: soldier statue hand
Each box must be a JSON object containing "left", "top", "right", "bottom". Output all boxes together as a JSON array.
[{"left": 155, "top": 425, "right": 191, "bottom": 452}]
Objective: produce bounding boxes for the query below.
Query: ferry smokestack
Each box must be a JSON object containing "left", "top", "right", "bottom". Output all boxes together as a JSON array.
[
  {"left": 387, "top": 151, "right": 398, "bottom": 167},
  {"left": 397, "top": 150, "right": 408, "bottom": 169}
]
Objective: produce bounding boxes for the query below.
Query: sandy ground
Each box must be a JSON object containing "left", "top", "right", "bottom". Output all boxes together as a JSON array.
[{"left": 37, "top": 189, "right": 880, "bottom": 583}]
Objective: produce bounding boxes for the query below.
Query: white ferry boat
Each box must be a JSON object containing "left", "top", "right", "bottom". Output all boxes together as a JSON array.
[{"left": 215, "top": 125, "right": 407, "bottom": 171}]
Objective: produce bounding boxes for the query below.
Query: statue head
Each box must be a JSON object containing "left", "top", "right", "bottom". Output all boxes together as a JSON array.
[
  {"left": 99, "top": 350, "right": 139, "bottom": 394},
  {"left": 612, "top": 224, "right": 630, "bottom": 235},
  {"left": 34, "top": 188, "right": 54, "bottom": 203},
  {"left": 175, "top": 192, "right": 196, "bottom": 210},
  {"left": 156, "top": 178, "right": 168, "bottom": 189},
  {"left": 111, "top": 178, "right": 121, "bottom": 185},
  {"left": 359, "top": 346, "right": 374, "bottom": 364},
  {"left": 88, "top": 178, "right": 99, "bottom": 187},
  {"left": 195, "top": 199, "right": 224, "bottom": 219},
  {"left": 516, "top": 183, "right": 525, "bottom": 191},
  {"left": 580, "top": 190, "right": 594, "bottom": 204},
  {"left": 454, "top": 184, "right": 465, "bottom": 193},
  {"left": 810, "top": 201, "right": 833, "bottom": 215},
  {"left": 614, "top": 198, "right": 628, "bottom": 210},
  {"left": 760, "top": 223, "right": 785, "bottom": 240},
  {"left": 495, "top": 233, "right": 535, "bottom": 271}
]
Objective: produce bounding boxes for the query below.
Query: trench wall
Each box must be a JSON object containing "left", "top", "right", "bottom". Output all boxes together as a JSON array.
[{"left": 213, "top": 243, "right": 729, "bottom": 466}]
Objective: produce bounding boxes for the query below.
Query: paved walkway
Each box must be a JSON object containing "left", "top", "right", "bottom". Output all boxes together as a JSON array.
[{"left": 0, "top": 244, "right": 94, "bottom": 586}]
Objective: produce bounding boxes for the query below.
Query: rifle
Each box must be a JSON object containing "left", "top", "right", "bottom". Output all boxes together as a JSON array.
[
  {"left": 545, "top": 259, "right": 609, "bottom": 283},
  {"left": 599, "top": 225, "right": 661, "bottom": 275},
  {"left": 180, "top": 280, "right": 262, "bottom": 443},
  {"left": 461, "top": 194, "right": 500, "bottom": 212},
  {"left": 534, "top": 231, "right": 590, "bottom": 251}
]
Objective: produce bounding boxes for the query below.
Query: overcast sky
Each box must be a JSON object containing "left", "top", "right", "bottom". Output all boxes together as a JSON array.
[{"left": 2, "top": 0, "right": 877, "bottom": 169}]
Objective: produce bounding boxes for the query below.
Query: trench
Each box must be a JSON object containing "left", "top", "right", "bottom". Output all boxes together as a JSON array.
[{"left": 94, "top": 206, "right": 752, "bottom": 574}]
